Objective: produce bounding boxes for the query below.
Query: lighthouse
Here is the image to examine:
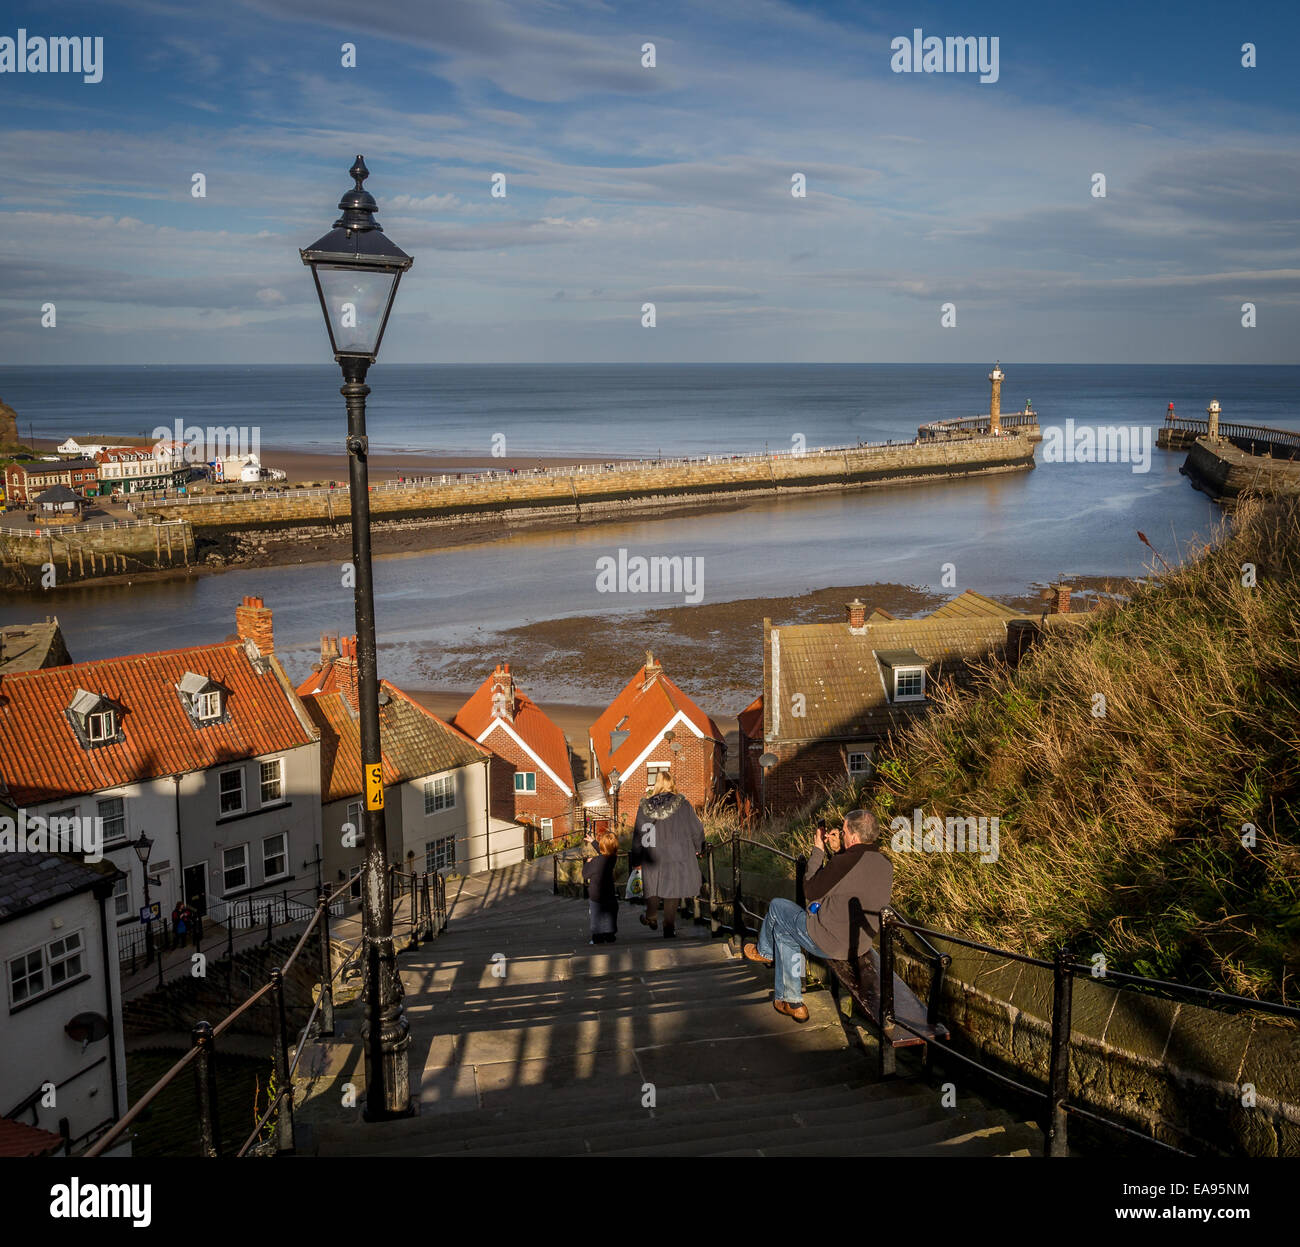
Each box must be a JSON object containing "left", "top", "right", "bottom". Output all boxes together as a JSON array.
[
  {"left": 1207, "top": 399, "right": 1221, "bottom": 441},
  {"left": 988, "top": 361, "right": 1005, "bottom": 435}
]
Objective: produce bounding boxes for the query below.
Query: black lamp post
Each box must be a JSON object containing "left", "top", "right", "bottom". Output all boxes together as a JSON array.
[
  {"left": 132, "top": 832, "right": 154, "bottom": 964},
  {"left": 301, "top": 156, "right": 413, "bottom": 1121},
  {"left": 607, "top": 768, "right": 622, "bottom": 830}
]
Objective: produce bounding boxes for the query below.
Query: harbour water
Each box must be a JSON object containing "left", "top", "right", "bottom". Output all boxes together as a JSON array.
[{"left": 0, "top": 363, "right": 1289, "bottom": 701}]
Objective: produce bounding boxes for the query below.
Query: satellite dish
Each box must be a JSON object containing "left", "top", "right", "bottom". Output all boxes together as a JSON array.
[
  {"left": 65, "top": 1012, "right": 110, "bottom": 1051},
  {"left": 758, "top": 753, "right": 779, "bottom": 769}
]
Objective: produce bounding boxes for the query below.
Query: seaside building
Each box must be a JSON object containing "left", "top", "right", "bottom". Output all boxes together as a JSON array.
[
  {"left": 0, "top": 618, "right": 71, "bottom": 673},
  {"left": 589, "top": 652, "right": 726, "bottom": 816},
  {"left": 0, "top": 845, "right": 130, "bottom": 1156},
  {"left": 0, "top": 597, "right": 323, "bottom": 942},
  {"left": 299, "top": 636, "right": 511, "bottom": 881},
  {"left": 740, "top": 588, "right": 1080, "bottom": 813},
  {"left": 453, "top": 663, "right": 577, "bottom": 847},
  {"left": 3, "top": 457, "right": 99, "bottom": 506},
  {"left": 93, "top": 446, "right": 187, "bottom": 495}
]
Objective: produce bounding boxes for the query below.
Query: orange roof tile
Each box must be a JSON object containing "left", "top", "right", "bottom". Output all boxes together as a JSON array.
[
  {"left": 453, "top": 667, "right": 574, "bottom": 793},
  {"left": 590, "top": 656, "right": 723, "bottom": 778},
  {"left": 0, "top": 643, "right": 316, "bottom": 806}
]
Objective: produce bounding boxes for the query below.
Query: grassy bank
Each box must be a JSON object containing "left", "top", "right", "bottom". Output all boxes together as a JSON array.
[{"left": 750, "top": 499, "right": 1299, "bottom": 1004}]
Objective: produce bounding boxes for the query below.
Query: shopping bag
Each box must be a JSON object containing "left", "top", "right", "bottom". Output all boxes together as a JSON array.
[{"left": 625, "top": 866, "right": 644, "bottom": 900}]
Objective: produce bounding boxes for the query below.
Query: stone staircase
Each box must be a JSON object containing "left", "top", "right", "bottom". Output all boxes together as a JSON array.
[{"left": 300, "top": 862, "right": 1042, "bottom": 1157}]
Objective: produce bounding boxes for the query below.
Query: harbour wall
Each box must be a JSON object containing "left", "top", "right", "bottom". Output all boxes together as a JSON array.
[
  {"left": 0, "top": 519, "right": 195, "bottom": 589},
  {"left": 1183, "top": 438, "right": 1300, "bottom": 500},
  {"left": 146, "top": 435, "right": 1036, "bottom": 536}
]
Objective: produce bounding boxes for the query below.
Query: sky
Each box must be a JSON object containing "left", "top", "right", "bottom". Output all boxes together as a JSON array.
[{"left": 0, "top": 0, "right": 1298, "bottom": 365}]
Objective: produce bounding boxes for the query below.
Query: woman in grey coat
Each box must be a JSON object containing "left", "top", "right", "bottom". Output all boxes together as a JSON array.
[{"left": 630, "top": 770, "right": 706, "bottom": 938}]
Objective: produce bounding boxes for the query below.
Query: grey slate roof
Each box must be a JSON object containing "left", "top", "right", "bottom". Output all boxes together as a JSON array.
[{"left": 0, "top": 851, "right": 122, "bottom": 925}]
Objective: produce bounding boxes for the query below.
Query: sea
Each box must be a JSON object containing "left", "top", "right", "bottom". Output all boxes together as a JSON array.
[{"left": 1, "top": 363, "right": 1294, "bottom": 703}]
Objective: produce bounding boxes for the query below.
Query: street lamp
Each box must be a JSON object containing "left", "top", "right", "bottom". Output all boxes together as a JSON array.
[
  {"left": 132, "top": 832, "right": 154, "bottom": 964},
  {"left": 301, "top": 156, "right": 413, "bottom": 1121},
  {"left": 607, "top": 768, "right": 622, "bottom": 830}
]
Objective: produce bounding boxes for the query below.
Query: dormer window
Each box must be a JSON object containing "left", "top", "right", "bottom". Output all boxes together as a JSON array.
[
  {"left": 177, "top": 672, "right": 226, "bottom": 726},
  {"left": 875, "top": 649, "right": 929, "bottom": 704},
  {"left": 66, "top": 688, "right": 124, "bottom": 749},
  {"left": 893, "top": 668, "right": 925, "bottom": 701}
]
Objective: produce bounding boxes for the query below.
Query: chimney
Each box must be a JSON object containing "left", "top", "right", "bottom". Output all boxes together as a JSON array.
[
  {"left": 1047, "top": 582, "right": 1071, "bottom": 615},
  {"left": 235, "top": 596, "right": 274, "bottom": 655},
  {"left": 846, "top": 599, "right": 867, "bottom": 630},
  {"left": 490, "top": 662, "right": 514, "bottom": 721},
  {"left": 333, "top": 635, "right": 360, "bottom": 709}
]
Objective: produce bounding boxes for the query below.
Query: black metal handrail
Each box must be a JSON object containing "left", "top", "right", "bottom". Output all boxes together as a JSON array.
[{"left": 86, "top": 867, "right": 369, "bottom": 1157}]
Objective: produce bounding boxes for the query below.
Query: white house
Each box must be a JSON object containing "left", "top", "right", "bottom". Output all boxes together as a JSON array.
[{"left": 0, "top": 846, "right": 130, "bottom": 1156}]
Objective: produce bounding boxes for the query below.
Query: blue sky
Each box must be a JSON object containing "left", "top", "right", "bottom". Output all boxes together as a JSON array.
[{"left": 1, "top": 0, "right": 1298, "bottom": 364}]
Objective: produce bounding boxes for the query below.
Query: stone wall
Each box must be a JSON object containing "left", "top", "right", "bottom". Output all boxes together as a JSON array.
[
  {"left": 144, "top": 435, "right": 1036, "bottom": 536},
  {"left": 1183, "top": 438, "right": 1300, "bottom": 500},
  {"left": 892, "top": 940, "right": 1300, "bottom": 1157},
  {"left": 0, "top": 520, "right": 195, "bottom": 587}
]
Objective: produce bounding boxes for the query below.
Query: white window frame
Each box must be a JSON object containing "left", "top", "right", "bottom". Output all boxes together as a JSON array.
[
  {"left": 8, "top": 947, "right": 45, "bottom": 1007},
  {"left": 219, "top": 767, "right": 245, "bottom": 816},
  {"left": 425, "top": 835, "right": 456, "bottom": 873},
  {"left": 262, "top": 832, "right": 288, "bottom": 882},
  {"left": 540, "top": 817, "right": 554, "bottom": 840},
  {"left": 87, "top": 709, "right": 116, "bottom": 742},
  {"left": 847, "top": 749, "right": 875, "bottom": 776},
  {"left": 97, "top": 795, "right": 127, "bottom": 845},
  {"left": 222, "top": 843, "right": 249, "bottom": 894},
  {"left": 197, "top": 690, "right": 221, "bottom": 720},
  {"left": 423, "top": 775, "right": 455, "bottom": 815},
  {"left": 47, "top": 931, "right": 84, "bottom": 989},
  {"left": 514, "top": 771, "right": 537, "bottom": 794},
  {"left": 260, "top": 757, "right": 285, "bottom": 805},
  {"left": 893, "top": 667, "right": 926, "bottom": 702},
  {"left": 112, "top": 875, "right": 131, "bottom": 922},
  {"left": 645, "top": 762, "right": 671, "bottom": 792},
  {"left": 8, "top": 930, "right": 86, "bottom": 1009}
]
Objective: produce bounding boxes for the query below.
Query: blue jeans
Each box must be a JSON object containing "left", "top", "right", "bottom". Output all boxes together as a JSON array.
[{"left": 756, "top": 898, "right": 826, "bottom": 1003}]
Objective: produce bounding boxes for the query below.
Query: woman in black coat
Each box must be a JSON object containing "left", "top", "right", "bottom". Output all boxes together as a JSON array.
[{"left": 630, "top": 770, "right": 705, "bottom": 938}]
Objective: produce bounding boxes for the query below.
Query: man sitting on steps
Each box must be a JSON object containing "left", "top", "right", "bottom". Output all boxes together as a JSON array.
[{"left": 744, "top": 809, "right": 893, "bottom": 1022}]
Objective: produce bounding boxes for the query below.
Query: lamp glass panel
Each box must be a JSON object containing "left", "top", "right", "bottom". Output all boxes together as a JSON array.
[{"left": 314, "top": 264, "right": 398, "bottom": 356}]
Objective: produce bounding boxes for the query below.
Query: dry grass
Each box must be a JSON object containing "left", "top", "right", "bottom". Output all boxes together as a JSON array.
[{"left": 763, "top": 499, "right": 1300, "bottom": 1004}]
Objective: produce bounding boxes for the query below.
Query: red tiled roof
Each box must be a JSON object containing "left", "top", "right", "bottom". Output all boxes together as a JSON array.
[
  {"left": 303, "top": 682, "right": 488, "bottom": 805},
  {"left": 453, "top": 668, "right": 573, "bottom": 793},
  {"left": 590, "top": 657, "right": 723, "bottom": 778},
  {"left": 0, "top": 1116, "right": 64, "bottom": 1157},
  {"left": 0, "top": 643, "right": 316, "bottom": 806},
  {"left": 737, "top": 694, "right": 764, "bottom": 740}
]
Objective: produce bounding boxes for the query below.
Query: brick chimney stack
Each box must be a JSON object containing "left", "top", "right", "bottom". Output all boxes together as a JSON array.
[
  {"left": 490, "top": 662, "right": 515, "bottom": 721},
  {"left": 336, "top": 635, "right": 360, "bottom": 710},
  {"left": 235, "top": 596, "right": 274, "bottom": 655},
  {"left": 643, "top": 650, "right": 662, "bottom": 688},
  {"left": 846, "top": 599, "right": 867, "bottom": 630},
  {"left": 1048, "top": 582, "right": 1071, "bottom": 615}
]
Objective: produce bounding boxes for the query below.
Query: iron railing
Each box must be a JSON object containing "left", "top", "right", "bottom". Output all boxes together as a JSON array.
[{"left": 85, "top": 865, "right": 442, "bottom": 1157}]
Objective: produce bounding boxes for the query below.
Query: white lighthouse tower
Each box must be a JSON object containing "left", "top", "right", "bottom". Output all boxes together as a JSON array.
[
  {"left": 1207, "top": 399, "right": 1221, "bottom": 441},
  {"left": 988, "top": 362, "right": 1005, "bottom": 435}
]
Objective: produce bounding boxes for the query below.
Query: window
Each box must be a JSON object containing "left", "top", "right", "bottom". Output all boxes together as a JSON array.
[
  {"left": 425, "top": 835, "right": 456, "bottom": 873},
  {"left": 646, "top": 763, "right": 670, "bottom": 792},
  {"left": 848, "top": 750, "right": 875, "bottom": 776},
  {"left": 262, "top": 833, "right": 287, "bottom": 881},
  {"left": 893, "top": 668, "right": 926, "bottom": 702},
  {"left": 112, "top": 876, "right": 131, "bottom": 922},
  {"left": 9, "top": 949, "right": 44, "bottom": 1006},
  {"left": 219, "top": 768, "right": 244, "bottom": 815},
  {"left": 540, "top": 818, "right": 554, "bottom": 840},
  {"left": 260, "top": 758, "right": 284, "bottom": 805},
  {"left": 8, "top": 931, "right": 85, "bottom": 1008},
  {"left": 87, "top": 709, "right": 116, "bottom": 742},
  {"left": 98, "top": 796, "right": 126, "bottom": 844},
  {"left": 222, "top": 844, "right": 249, "bottom": 893},
  {"left": 423, "top": 775, "right": 455, "bottom": 815},
  {"left": 48, "top": 932, "right": 83, "bottom": 987},
  {"left": 197, "top": 690, "right": 221, "bottom": 720},
  {"left": 514, "top": 772, "right": 537, "bottom": 794},
  {"left": 345, "top": 801, "right": 364, "bottom": 846}
]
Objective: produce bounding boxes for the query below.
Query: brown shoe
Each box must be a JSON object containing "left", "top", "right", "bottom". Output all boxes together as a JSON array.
[
  {"left": 774, "top": 1000, "right": 810, "bottom": 1023},
  {"left": 742, "top": 943, "right": 773, "bottom": 967}
]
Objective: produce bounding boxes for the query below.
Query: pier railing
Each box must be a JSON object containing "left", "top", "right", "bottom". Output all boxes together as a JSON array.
[
  {"left": 918, "top": 410, "right": 1039, "bottom": 439},
  {"left": 1158, "top": 415, "right": 1300, "bottom": 457}
]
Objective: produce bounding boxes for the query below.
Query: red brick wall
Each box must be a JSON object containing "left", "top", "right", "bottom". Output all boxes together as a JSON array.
[
  {"left": 756, "top": 739, "right": 873, "bottom": 814},
  {"left": 611, "top": 733, "right": 725, "bottom": 827},
  {"left": 480, "top": 727, "right": 575, "bottom": 836}
]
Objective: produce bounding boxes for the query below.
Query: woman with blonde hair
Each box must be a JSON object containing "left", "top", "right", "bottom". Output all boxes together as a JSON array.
[{"left": 629, "top": 769, "right": 705, "bottom": 939}]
